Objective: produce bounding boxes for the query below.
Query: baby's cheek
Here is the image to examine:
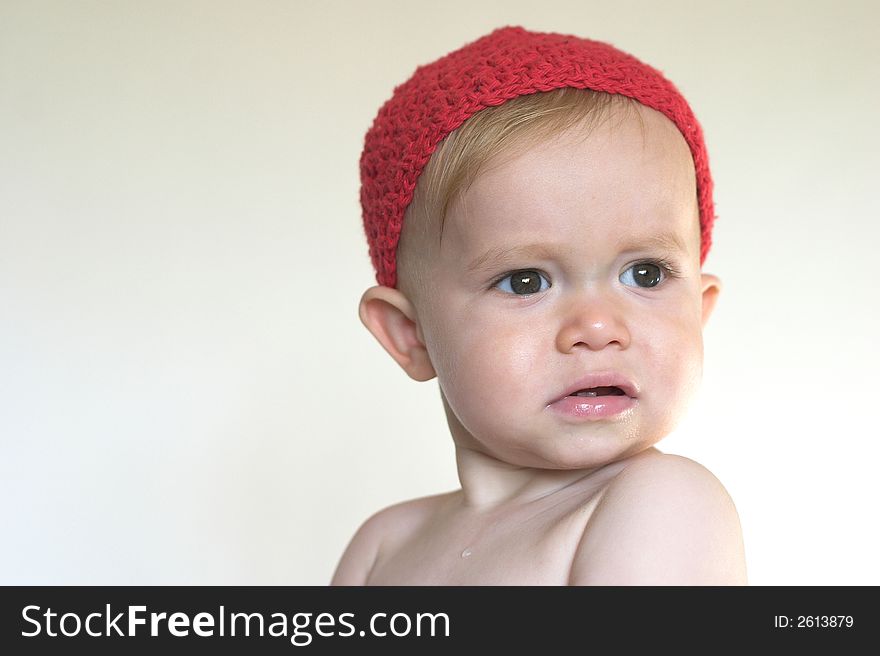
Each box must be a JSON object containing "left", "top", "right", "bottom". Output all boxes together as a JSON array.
[
  {"left": 650, "top": 315, "right": 704, "bottom": 408},
  {"left": 440, "top": 319, "right": 540, "bottom": 410}
]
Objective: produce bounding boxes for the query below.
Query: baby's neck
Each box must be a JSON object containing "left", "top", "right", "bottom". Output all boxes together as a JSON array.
[{"left": 453, "top": 446, "right": 651, "bottom": 510}]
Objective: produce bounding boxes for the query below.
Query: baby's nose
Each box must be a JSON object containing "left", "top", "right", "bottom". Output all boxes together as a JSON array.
[{"left": 555, "top": 295, "right": 631, "bottom": 353}]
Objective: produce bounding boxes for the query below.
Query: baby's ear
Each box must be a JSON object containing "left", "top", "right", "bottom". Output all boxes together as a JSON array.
[
  {"left": 700, "top": 273, "right": 722, "bottom": 327},
  {"left": 358, "top": 286, "right": 436, "bottom": 382}
]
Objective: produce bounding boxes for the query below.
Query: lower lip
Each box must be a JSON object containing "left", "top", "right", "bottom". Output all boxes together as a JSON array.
[{"left": 547, "top": 395, "right": 637, "bottom": 421}]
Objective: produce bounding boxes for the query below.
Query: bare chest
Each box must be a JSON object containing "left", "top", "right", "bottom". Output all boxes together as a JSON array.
[{"left": 366, "top": 494, "right": 602, "bottom": 585}]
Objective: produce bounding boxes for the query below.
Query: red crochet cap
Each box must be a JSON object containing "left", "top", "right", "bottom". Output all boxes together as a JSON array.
[{"left": 360, "top": 26, "right": 715, "bottom": 288}]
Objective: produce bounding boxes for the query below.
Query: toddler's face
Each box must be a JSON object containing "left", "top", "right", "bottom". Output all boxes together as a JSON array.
[{"left": 413, "top": 104, "right": 719, "bottom": 470}]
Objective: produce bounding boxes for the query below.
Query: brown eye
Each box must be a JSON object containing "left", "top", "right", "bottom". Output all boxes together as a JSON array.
[
  {"left": 620, "top": 262, "right": 664, "bottom": 288},
  {"left": 496, "top": 270, "right": 549, "bottom": 295}
]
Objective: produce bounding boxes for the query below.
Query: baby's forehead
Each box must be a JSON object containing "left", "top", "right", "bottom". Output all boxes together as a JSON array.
[
  {"left": 444, "top": 107, "right": 699, "bottom": 250},
  {"left": 471, "top": 106, "right": 689, "bottom": 192}
]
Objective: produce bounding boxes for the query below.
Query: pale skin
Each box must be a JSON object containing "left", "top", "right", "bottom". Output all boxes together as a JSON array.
[{"left": 333, "top": 104, "right": 747, "bottom": 585}]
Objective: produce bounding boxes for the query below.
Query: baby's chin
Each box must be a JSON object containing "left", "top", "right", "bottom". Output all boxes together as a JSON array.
[
  {"left": 541, "top": 441, "right": 664, "bottom": 471},
  {"left": 469, "top": 434, "right": 667, "bottom": 472}
]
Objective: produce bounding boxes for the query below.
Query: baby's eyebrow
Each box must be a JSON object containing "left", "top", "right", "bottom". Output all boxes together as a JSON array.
[
  {"left": 466, "top": 232, "right": 688, "bottom": 274},
  {"left": 615, "top": 232, "right": 689, "bottom": 256},
  {"left": 466, "top": 243, "right": 559, "bottom": 274}
]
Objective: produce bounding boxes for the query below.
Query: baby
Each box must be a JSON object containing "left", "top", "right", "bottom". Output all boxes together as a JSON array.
[{"left": 333, "top": 26, "right": 747, "bottom": 585}]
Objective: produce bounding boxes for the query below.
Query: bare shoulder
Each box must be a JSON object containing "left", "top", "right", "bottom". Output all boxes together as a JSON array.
[
  {"left": 330, "top": 492, "right": 452, "bottom": 586},
  {"left": 570, "top": 452, "right": 747, "bottom": 585}
]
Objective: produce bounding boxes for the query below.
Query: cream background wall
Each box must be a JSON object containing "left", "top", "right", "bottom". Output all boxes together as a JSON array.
[{"left": 2, "top": 0, "right": 877, "bottom": 585}]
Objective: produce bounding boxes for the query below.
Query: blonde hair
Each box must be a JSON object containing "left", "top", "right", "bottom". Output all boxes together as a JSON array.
[{"left": 397, "top": 87, "right": 641, "bottom": 297}]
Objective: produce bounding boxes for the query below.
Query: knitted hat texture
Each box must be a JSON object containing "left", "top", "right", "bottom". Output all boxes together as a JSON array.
[{"left": 360, "top": 26, "right": 715, "bottom": 288}]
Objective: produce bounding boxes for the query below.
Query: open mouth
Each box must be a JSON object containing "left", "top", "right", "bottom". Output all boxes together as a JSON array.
[
  {"left": 568, "top": 386, "right": 627, "bottom": 397},
  {"left": 550, "top": 375, "right": 637, "bottom": 419}
]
